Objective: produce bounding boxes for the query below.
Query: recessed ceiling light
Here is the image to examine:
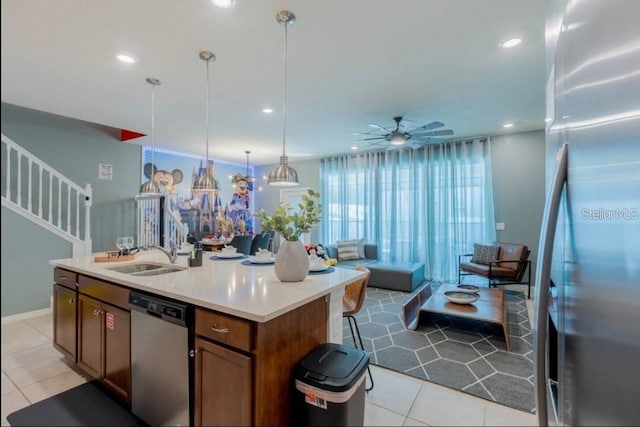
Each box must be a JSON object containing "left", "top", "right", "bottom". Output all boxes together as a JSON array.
[
  {"left": 351, "top": 145, "right": 359, "bottom": 150},
  {"left": 116, "top": 54, "right": 136, "bottom": 63},
  {"left": 503, "top": 123, "right": 514, "bottom": 128},
  {"left": 500, "top": 38, "right": 522, "bottom": 48},
  {"left": 211, "top": 0, "right": 236, "bottom": 8},
  {"left": 262, "top": 108, "right": 273, "bottom": 114}
]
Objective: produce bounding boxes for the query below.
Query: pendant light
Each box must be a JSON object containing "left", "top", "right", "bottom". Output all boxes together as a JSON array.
[
  {"left": 268, "top": 10, "right": 300, "bottom": 186},
  {"left": 139, "top": 77, "right": 161, "bottom": 194},
  {"left": 193, "top": 51, "right": 220, "bottom": 192}
]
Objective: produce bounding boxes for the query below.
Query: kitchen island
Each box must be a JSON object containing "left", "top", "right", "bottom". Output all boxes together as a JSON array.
[{"left": 49, "top": 250, "right": 365, "bottom": 426}]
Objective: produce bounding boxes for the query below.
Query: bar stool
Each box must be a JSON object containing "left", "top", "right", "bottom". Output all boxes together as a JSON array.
[{"left": 343, "top": 265, "right": 374, "bottom": 392}]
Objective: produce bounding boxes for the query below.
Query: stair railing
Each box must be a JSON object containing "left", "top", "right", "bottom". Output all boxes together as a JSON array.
[{"left": 1, "top": 133, "right": 92, "bottom": 256}]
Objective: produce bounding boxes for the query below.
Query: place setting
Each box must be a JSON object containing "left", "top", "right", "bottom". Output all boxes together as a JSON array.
[
  {"left": 242, "top": 249, "right": 275, "bottom": 267},
  {"left": 209, "top": 245, "right": 247, "bottom": 261},
  {"left": 308, "top": 256, "right": 334, "bottom": 275}
]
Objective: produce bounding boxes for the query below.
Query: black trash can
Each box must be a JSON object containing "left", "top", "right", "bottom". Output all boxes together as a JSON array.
[{"left": 293, "top": 343, "right": 369, "bottom": 426}]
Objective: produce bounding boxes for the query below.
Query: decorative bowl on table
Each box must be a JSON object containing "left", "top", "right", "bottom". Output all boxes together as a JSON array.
[
  {"left": 456, "top": 284, "right": 480, "bottom": 294},
  {"left": 444, "top": 291, "right": 479, "bottom": 305}
]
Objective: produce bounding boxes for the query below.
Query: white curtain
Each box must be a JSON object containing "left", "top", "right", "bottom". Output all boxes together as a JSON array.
[{"left": 320, "top": 138, "right": 496, "bottom": 283}]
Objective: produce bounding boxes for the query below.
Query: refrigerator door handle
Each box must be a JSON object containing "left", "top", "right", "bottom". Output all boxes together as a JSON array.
[{"left": 533, "top": 143, "right": 568, "bottom": 426}]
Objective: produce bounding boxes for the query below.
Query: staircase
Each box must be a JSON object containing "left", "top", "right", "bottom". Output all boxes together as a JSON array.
[{"left": 1, "top": 133, "right": 92, "bottom": 256}]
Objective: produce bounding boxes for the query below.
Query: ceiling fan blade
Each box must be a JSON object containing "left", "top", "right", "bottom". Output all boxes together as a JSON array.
[
  {"left": 357, "top": 136, "right": 388, "bottom": 141},
  {"left": 411, "top": 121, "right": 445, "bottom": 133},
  {"left": 411, "top": 137, "right": 445, "bottom": 144},
  {"left": 412, "top": 129, "right": 454, "bottom": 137},
  {"left": 368, "top": 123, "right": 390, "bottom": 132}
]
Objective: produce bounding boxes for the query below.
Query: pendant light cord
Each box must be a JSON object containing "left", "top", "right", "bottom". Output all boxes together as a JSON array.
[
  {"left": 150, "top": 82, "right": 156, "bottom": 172},
  {"left": 205, "top": 57, "right": 210, "bottom": 164},
  {"left": 281, "top": 21, "right": 288, "bottom": 157}
]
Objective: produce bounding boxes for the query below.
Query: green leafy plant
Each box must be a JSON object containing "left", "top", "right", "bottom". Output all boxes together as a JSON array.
[{"left": 257, "top": 189, "right": 322, "bottom": 241}]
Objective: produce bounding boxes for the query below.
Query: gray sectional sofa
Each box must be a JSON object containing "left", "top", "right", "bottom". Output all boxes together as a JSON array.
[
  {"left": 326, "top": 244, "right": 379, "bottom": 268},
  {"left": 325, "top": 243, "right": 425, "bottom": 292}
]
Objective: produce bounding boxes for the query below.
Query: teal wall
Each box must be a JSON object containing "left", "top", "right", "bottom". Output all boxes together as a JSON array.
[
  {"left": 491, "top": 130, "right": 546, "bottom": 278},
  {"left": 1, "top": 103, "right": 142, "bottom": 316}
]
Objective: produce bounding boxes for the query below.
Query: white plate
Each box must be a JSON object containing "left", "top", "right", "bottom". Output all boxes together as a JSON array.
[
  {"left": 215, "top": 252, "right": 243, "bottom": 259},
  {"left": 248, "top": 256, "right": 275, "bottom": 264},
  {"left": 309, "top": 264, "right": 329, "bottom": 272}
]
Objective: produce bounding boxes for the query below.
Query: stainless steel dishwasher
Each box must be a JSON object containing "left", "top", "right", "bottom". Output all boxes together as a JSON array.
[{"left": 130, "top": 291, "right": 194, "bottom": 427}]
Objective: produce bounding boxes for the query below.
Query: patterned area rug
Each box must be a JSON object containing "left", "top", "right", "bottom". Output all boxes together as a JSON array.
[{"left": 343, "top": 283, "right": 535, "bottom": 413}]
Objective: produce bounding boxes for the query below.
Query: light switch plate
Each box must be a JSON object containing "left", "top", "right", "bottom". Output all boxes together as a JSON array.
[{"left": 496, "top": 222, "right": 505, "bottom": 231}]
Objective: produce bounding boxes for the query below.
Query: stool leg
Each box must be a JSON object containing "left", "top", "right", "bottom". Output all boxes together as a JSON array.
[{"left": 347, "top": 315, "right": 374, "bottom": 392}]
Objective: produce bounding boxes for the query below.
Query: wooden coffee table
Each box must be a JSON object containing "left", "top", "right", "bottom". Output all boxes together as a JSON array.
[{"left": 402, "top": 283, "right": 510, "bottom": 351}]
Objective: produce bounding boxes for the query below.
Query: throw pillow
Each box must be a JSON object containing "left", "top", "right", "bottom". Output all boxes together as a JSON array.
[
  {"left": 337, "top": 240, "right": 360, "bottom": 261},
  {"left": 471, "top": 243, "right": 500, "bottom": 265},
  {"left": 356, "top": 238, "right": 366, "bottom": 259}
]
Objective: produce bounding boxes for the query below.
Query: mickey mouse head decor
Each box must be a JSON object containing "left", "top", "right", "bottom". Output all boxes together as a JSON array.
[{"left": 143, "top": 162, "right": 184, "bottom": 194}]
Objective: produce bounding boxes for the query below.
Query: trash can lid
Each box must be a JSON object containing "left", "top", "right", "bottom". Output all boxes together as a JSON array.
[{"left": 295, "top": 343, "right": 369, "bottom": 392}]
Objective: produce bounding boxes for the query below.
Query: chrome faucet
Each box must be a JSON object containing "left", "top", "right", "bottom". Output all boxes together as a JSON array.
[{"left": 147, "top": 241, "right": 177, "bottom": 264}]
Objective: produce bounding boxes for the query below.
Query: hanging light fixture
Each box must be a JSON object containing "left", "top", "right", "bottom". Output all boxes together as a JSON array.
[
  {"left": 193, "top": 51, "right": 220, "bottom": 192},
  {"left": 268, "top": 10, "right": 300, "bottom": 186},
  {"left": 140, "top": 77, "right": 162, "bottom": 194},
  {"left": 231, "top": 150, "right": 264, "bottom": 191}
]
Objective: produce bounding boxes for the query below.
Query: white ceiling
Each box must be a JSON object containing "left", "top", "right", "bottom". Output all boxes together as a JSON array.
[{"left": 1, "top": 0, "right": 546, "bottom": 166}]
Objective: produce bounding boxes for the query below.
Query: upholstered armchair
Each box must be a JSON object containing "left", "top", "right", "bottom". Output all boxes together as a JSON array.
[{"left": 458, "top": 241, "right": 532, "bottom": 298}]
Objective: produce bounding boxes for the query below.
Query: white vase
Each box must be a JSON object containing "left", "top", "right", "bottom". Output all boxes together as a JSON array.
[{"left": 274, "top": 240, "right": 310, "bottom": 282}]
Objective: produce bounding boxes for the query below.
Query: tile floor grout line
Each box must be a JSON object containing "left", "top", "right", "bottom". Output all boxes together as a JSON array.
[{"left": 403, "top": 381, "right": 424, "bottom": 423}]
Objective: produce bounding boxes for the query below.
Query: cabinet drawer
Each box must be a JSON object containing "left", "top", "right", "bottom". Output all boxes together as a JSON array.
[
  {"left": 78, "top": 275, "right": 130, "bottom": 310},
  {"left": 54, "top": 268, "right": 78, "bottom": 290},
  {"left": 195, "top": 308, "right": 253, "bottom": 352}
]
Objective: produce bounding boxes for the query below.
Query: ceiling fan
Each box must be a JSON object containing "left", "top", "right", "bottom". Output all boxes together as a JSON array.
[{"left": 353, "top": 116, "right": 454, "bottom": 149}]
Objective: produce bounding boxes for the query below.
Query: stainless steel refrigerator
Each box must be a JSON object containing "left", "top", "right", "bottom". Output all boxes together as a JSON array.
[{"left": 534, "top": 0, "right": 640, "bottom": 425}]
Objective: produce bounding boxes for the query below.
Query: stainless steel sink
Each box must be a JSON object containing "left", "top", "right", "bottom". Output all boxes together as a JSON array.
[
  {"left": 106, "top": 262, "right": 186, "bottom": 276},
  {"left": 130, "top": 266, "right": 187, "bottom": 276}
]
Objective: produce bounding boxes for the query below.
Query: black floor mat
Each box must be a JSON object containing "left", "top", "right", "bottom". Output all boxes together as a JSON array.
[{"left": 7, "top": 381, "right": 146, "bottom": 426}]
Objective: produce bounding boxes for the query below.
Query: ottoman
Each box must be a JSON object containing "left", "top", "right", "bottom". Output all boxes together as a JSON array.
[{"left": 367, "top": 262, "right": 425, "bottom": 292}]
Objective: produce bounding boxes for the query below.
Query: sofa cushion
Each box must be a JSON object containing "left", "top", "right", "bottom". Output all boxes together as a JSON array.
[
  {"left": 335, "top": 258, "right": 378, "bottom": 268},
  {"left": 367, "top": 262, "right": 425, "bottom": 292},
  {"left": 336, "top": 240, "right": 360, "bottom": 261},
  {"left": 471, "top": 243, "right": 500, "bottom": 265}
]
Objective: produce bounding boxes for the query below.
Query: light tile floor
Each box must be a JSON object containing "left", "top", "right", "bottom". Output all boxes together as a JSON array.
[{"left": 1, "top": 296, "right": 537, "bottom": 426}]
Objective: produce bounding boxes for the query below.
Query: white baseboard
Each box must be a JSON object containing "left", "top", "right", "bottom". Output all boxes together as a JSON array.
[{"left": 2, "top": 306, "right": 53, "bottom": 324}]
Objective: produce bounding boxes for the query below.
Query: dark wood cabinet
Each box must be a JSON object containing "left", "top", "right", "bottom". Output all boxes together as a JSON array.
[
  {"left": 102, "top": 303, "right": 130, "bottom": 401},
  {"left": 77, "top": 294, "right": 103, "bottom": 379},
  {"left": 53, "top": 283, "right": 78, "bottom": 362},
  {"left": 195, "top": 337, "right": 252, "bottom": 426},
  {"left": 194, "top": 297, "right": 328, "bottom": 426},
  {"left": 53, "top": 268, "right": 78, "bottom": 363},
  {"left": 75, "top": 275, "right": 131, "bottom": 403}
]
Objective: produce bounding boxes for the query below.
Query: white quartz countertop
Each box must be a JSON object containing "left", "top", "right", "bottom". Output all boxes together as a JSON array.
[{"left": 49, "top": 250, "right": 364, "bottom": 323}]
